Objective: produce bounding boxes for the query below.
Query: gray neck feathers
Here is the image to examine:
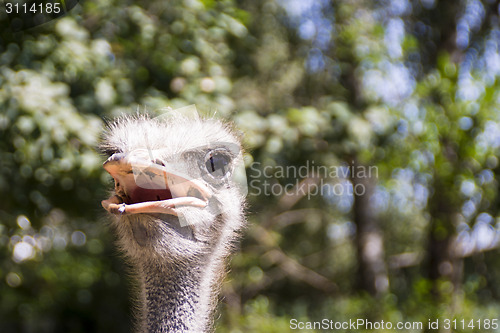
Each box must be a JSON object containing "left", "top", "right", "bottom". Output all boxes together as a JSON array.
[
  {"left": 118, "top": 193, "right": 243, "bottom": 332},
  {"left": 137, "top": 256, "right": 224, "bottom": 333}
]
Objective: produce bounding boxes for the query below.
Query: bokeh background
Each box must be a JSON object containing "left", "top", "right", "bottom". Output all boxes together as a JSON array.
[{"left": 1, "top": 0, "right": 500, "bottom": 332}]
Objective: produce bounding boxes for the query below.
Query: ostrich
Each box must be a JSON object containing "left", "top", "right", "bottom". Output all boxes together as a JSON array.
[{"left": 100, "top": 112, "right": 246, "bottom": 333}]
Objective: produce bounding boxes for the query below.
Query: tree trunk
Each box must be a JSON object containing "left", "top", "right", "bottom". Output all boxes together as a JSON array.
[
  {"left": 426, "top": 140, "right": 462, "bottom": 300},
  {"left": 352, "top": 161, "right": 389, "bottom": 296}
]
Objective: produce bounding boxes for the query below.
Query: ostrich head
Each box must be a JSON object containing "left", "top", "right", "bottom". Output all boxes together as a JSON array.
[{"left": 100, "top": 112, "right": 246, "bottom": 332}]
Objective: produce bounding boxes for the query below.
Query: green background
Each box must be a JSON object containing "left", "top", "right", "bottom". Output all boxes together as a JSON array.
[{"left": 1, "top": 0, "right": 500, "bottom": 332}]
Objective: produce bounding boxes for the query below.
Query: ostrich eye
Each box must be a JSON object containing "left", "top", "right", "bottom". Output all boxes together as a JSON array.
[{"left": 204, "top": 150, "right": 231, "bottom": 178}]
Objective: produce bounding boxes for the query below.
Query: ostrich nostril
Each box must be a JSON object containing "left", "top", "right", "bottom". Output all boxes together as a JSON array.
[{"left": 153, "top": 158, "right": 165, "bottom": 166}]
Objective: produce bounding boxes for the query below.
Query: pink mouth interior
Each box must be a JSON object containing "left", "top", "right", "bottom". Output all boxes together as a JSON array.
[{"left": 126, "top": 186, "right": 173, "bottom": 205}]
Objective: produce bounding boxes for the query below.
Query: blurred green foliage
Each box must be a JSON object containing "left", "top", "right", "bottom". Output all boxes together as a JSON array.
[{"left": 1, "top": 0, "right": 500, "bottom": 332}]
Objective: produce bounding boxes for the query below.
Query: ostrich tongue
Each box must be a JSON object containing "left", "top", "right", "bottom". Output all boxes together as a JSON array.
[{"left": 101, "top": 153, "right": 210, "bottom": 216}]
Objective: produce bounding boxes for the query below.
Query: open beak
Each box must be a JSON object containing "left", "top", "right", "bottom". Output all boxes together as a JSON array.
[{"left": 101, "top": 153, "right": 211, "bottom": 216}]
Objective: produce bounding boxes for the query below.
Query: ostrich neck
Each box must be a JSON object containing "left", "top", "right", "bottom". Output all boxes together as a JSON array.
[{"left": 138, "top": 257, "right": 223, "bottom": 333}]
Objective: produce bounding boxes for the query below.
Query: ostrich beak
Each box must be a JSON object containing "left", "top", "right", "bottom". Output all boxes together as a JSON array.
[{"left": 101, "top": 153, "right": 211, "bottom": 216}]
